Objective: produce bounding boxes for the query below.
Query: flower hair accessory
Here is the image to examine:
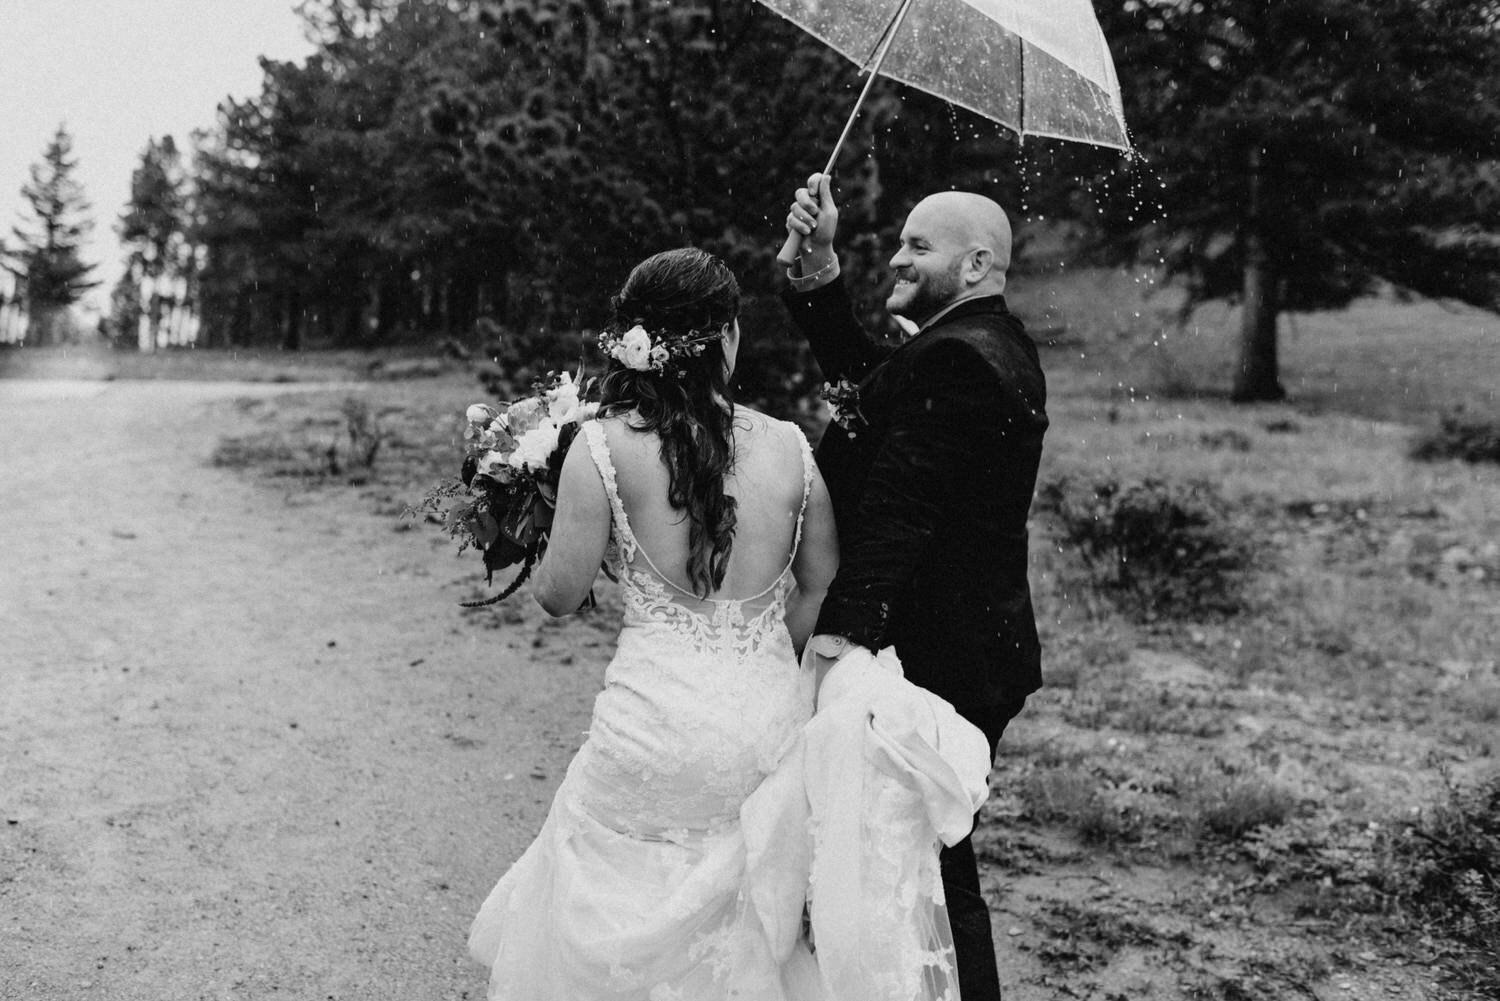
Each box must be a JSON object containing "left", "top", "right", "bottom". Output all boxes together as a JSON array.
[{"left": 598, "top": 322, "right": 721, "bottom": 375}]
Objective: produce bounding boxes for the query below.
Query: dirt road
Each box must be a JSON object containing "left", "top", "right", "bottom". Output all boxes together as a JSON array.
[{"left": 0, "top": 380, "right": 598, "bottom": 1000}]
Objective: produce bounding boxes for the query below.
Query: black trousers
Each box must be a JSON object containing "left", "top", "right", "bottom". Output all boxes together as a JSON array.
[
  {"left": 940, "top": 699, "right": 1025, "bottom": 1001},
  {"left": 941, "top": 832, "right": 1001, "bottom": 1001}
]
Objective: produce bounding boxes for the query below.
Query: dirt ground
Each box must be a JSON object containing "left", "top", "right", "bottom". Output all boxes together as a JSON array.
[
  {"left": 1, "top": 375, "right": 1489, "bottom": 1000},
  {"left": 1, "top": 379, "right": 594, "bottom": 1000}
]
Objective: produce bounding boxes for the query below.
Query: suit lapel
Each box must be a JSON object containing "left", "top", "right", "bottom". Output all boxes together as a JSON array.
[{"left": 862, "top": 293, "right": 1012, "bottom": 390}]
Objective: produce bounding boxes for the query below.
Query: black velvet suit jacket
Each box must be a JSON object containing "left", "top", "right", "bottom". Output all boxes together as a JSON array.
[{"left": 783, "top": 277, "right": 1048, "bottom": 744}]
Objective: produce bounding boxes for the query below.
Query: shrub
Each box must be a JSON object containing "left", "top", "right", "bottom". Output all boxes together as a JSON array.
[
  {"left": 1233, "top": 777, "right": 1500, "bottom": 993},
  {"left": 1411, "top": 410, "right": 1500, "bottom": 465},
  {"left": 1379, "top": 772, "right": 1500, "bottom": 964},
  {"left": 210, "top": 436, "right": 303, "bottom": 472},
  {"left": 1036, "top": 476, "right": 1257, "bottom": 620},
  {"left": 332, "top": 397, "right": 384, "bottom": 473},
  {"left": 1195, "top": 777, "right": 1298, "bottom": 840},
  {"left": 1197, "top": 428, "right": 1253, "bottom": 452},
  {"left": 1019, "top": 767, "right": 1143, "bottom": 845},
  {"left": 472, "top": 317, "right": 594, "bottom": 401}
]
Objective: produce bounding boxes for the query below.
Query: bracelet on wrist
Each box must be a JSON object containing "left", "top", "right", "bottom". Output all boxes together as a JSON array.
[{"left": 787, "top": 256, "right": 837, "bottom": 285}]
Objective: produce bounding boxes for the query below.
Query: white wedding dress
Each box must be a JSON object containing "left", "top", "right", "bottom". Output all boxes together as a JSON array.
[{"left": 468, "top": 419, "right": 990, "bottom": 1001}]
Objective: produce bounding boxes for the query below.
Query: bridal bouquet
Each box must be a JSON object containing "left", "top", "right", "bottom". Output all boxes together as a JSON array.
[{"left": 415, "top": 371, "right": 598, "bottom": 606}]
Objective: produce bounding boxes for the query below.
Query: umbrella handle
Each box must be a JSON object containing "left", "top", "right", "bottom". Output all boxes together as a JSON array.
[
  {"left": 773, "top": 112, "right": 862, "bottom": 268},
  {"left": 776, "top": 0, "right": 918, "bottom": 271},
  {"left": 775, "top": 231, "right": 806, "bottom": 269}
]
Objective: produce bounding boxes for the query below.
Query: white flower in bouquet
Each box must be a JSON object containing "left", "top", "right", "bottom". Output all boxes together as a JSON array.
[
  {"left": 467, "top": 403, "right": 498, "bottom": 426},
  {"left": 617, "top": 325, "right": 654, "bottom": 371},
  {"left": 475, "top": 449, "right": 511, "bottom": 479},
  {"left": 508, "top": 418, "right": 562, "bottom": 473},
  {"left": 545, "top": 372, "right": 582, "bottom": 423},
  {"left": 506, "top": 396, "right": 547, "bottom": 437}
]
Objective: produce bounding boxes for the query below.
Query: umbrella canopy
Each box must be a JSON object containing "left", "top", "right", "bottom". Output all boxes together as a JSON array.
[{"left": 764, "top": 0, "right": 1130, "bottom": 151}]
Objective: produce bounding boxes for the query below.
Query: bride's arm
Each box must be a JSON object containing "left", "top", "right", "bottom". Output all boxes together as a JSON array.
[
  {"left": 785, "top": 464, "right": 838, "bottom": 655},
  {"left": 533, "top": 432, "right": 611, "bottom": 617}
]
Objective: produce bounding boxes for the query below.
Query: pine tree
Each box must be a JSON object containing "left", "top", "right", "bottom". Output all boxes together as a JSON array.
[
  {"left": 5, "top": 124, "right": 99, "bottom": 345},
  {"left": 1095, "top": 0, "right": 1500, "bottom": 401},
  {"left": 116, "top": 135, "right": 193, "bottom": 350},
  {"left": 184, "top": 0, "right": 1014, "bottom": 351}
]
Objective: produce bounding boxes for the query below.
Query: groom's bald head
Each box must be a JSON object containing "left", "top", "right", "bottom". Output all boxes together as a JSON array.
[
  {"left": 887, "top": 192, "right": 1013, "bottom": 321},
  {"left": 911, "top": 192, "right": 1013, "bottom": 276}
]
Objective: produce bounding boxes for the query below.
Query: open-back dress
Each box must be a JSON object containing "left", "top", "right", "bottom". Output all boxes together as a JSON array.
[{"left": 468, "top": 417, "right": 819, "bottom": 1000}]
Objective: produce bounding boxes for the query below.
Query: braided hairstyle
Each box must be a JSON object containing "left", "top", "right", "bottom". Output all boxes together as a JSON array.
[{"left": 598, "top": 248, "right": 740, "bottom": 597}]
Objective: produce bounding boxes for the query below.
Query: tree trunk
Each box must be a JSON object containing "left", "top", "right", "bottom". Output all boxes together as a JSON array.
[
  {"left": 1232, "top": 147, "right": 1286, "bottom": 403},
  {"left": 282, "top": 286, "right": 302, "bottom": 351},
  {"left": 374, "top": 273, "right": 402, "bottom": 342},
  {"left": 340, "top": 299, "right": 363, "bottom": 347},
  {"left": 147, "top": 290, "right": 164, "bottom": 352},
  {"left": 27, "top": 305, "right": 65, "bottom": 346},
  {"left": 448, "top": 273, "right": 478, "bottom": 339}
]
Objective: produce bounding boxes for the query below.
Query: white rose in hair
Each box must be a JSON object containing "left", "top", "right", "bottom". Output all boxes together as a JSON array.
[
  {"left": 507, "top": 418, "right": 562, "bottom": 472},
  {"left": 617, "top": 325, "right": 654, "bottom": 371},
  {"left": 546, "top": 372, "right": 581, "bottom": 423}
]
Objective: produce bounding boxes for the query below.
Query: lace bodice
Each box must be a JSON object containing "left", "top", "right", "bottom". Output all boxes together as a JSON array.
[
  {"left": 470, "top": 419, "right": 966, "bottom": 1001},
  {"left": 581, "top": 418, "right": 815, "bottom": 663}
]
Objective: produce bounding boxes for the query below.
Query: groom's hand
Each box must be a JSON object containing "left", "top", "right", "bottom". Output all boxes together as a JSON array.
[
  {"left": 785, "top": 173, "right": 840, "bottom": 289},
  {"left": 806, "top": 633, "right": 853, "bottom": 708},
  {"left": 807, "top": 633, "right": 850, "bottom": 660},
  {"left": 788, "top": 172, "right": 839, "bottom": 252}
]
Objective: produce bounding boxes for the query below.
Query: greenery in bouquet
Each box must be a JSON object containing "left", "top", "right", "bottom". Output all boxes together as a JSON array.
[{"left": 414, "top": 371, "right": 599, "bottom": 607}]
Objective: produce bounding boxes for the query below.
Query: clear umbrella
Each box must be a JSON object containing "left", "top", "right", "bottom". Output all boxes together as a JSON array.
[{"left": 770, "top": 0, "right": 1130, "bottom": 262}]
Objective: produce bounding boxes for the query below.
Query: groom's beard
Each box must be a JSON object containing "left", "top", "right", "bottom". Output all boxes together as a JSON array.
[{"left": 887, "top": 259, "right": 964, "bottom": 327}]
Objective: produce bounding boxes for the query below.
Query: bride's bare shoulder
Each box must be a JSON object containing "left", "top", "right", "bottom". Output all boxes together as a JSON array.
[
  {"left": 736, "top": 407, "right": 808, "bottom": 443},
  {"left": 732, "top": 405, "right": 783, "bottom": 435},
  {"left": 595, "top": 411, "right": 652, "bottom": 444},
  {"left": 732, "top": 409, "right": 808, "bottom": 480}
]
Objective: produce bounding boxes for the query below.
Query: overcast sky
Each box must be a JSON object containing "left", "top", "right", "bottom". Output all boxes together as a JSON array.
[{"left": 1, "top": 0, "right": 315, "bottom": 309}]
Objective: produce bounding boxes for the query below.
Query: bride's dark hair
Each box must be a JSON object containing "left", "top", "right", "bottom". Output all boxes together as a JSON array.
[{"left": 598, "top": 248, "right": 740, "bottom": 597}]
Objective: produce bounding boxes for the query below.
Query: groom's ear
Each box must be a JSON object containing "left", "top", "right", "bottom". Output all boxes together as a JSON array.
[{"left": 967, "top": 247, "right": 994, "bottom": 284}]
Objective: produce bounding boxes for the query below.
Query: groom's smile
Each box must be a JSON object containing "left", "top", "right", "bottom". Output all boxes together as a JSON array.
[
  {"left": 884, "top": 201, "right": 975, "bottom": 324},
  {"left": 886, "top": 253, "right": 964, "bottom": 325}
]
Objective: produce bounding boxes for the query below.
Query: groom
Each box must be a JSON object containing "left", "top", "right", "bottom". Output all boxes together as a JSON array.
[{"left": 781, "top": 173, "right": 1047, "bottom": 1000}]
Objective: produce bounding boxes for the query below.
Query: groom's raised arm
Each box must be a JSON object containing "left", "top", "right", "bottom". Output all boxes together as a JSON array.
[
  {"left": 782, "top": 277, "right": 890, "bottom": 383},
  {"left": 780, "top": 173, "right": 891, "bottom": 382}
]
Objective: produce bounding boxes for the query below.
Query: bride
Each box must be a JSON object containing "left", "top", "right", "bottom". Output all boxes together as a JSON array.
[
  {"left": 467, "top": 247, "right": 989, "bottom": 1000},
  {"left": 468, "top": 247, "right": 839, "bottom": 998}
]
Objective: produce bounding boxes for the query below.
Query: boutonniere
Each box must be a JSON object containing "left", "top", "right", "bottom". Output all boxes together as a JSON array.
[{"left": 819, "top": 377, "right": 867, "bottom": 436}]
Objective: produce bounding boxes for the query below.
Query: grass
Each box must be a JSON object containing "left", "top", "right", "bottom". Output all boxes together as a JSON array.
[
  {"left": 989, "top": 269, "right": 1500, "bottom": 998},
  {"left": 1007, "top": 264, "right": 1500, "bottom": 422}
]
